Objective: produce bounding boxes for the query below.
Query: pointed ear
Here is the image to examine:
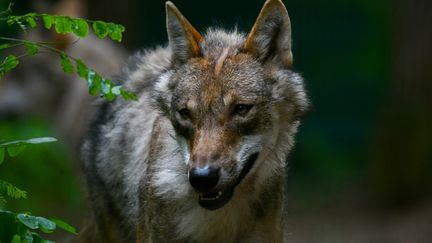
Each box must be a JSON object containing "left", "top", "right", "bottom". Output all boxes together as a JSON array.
[
  {"left": 166, "top": 1, "right": 204, "bottom": 66},
  {"left": 243, "top": 0, "right": 293, "bottom": 67}
]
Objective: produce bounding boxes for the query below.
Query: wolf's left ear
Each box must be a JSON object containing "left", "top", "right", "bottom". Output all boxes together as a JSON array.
[
  {"left": 243, "top": 0, "right": 293, "bottom": 67},
  {"left": 166, "top": 1, "right": 203, "bottom": 66}
]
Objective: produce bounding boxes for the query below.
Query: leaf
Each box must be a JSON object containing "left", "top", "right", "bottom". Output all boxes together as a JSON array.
[
  {"left": 7, "top": 145, "right": 26, "bottom": 157},
  {"left": 75, "top": 59, "right": 89, "bottom": 78},
  {"left": 42, "top": 15, "right": 55, "bottom": 30},
  {"left": 6, "top": 16, "right": 18, "bottom": 26},
  {"left": 120, "top": 87, "right": 138, "bottom": 101},
  {"left": 92, "top": 21, "right": 108, "bottom": 38},
  {"left": 0, "top": 43, "right": 11, "bottom": 50},
  {"left": 107, "top": 23, "right": 125, "bottom": 42},
  {"left": 55, "top": 16, "right": 73, "bottom": 34},
  {"left": 0, "top": 137, "right": 57, "bottom": 147},
  {"left": 0, "top": 148, "right": 4, "bottom": 164},
  {"left": 51, "top": 218, "right": 77, "bottom": 234},
  {"left": 30, "top": 232, "right": 45, "bottom": 243},
  {"left": 17, "top": 214, "right": 39, "bottom": 230},
  {"left": 37, "top": 217, "right": 56, "bottom": 233},
  {"left": 0, "top": 180, "right": 28, "bottom": 199},
  {"left": 41, "top": 240, "right": 55, "bottom": 243},
  {"left": 100, "top": 78, "right": 116, "bottom": 101},
  {"left": 25, "top": 16, "right": 37, "bottom": 28},
  {"left": 11, "top": 235, "right": 21, "bottom": 243},
  {"left": 25, "top": 137, "right": 57, "bottom": 144},
  {"left": 0, "top": 196, "right": 6, "bottom": 206},
  {"left": 1, "top": 55, "right": 19, "bottom": 74},
  {"left": 60, "top": 54, "right": 74, "bottom": 74},
  {"left": 112, "top": 85, "right": 122, "bottom": 96},
  {"left": 89, "top": 73, "right": 101, "bottom": 96},
  {"left": 72, "top": 19, "right": 89, "bottom": 38},
  {"left": 24, "top": 42, "right": 39, "bottom": 56},
  {"left": 24, "top": 230, "right": 34, "bottom": 243}
]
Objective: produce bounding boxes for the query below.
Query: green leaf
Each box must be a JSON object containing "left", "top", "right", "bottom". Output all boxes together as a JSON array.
[
  {"left": 0, "top": 137, "right": 57, "bottom": 148},
  {"left": 7, "top": 145, "right": 26, "bottom": 157},
  {"left": 100, "top": 78, "right": 111, "bottom": 95},
  {"left": 41, "top": 240, "right": 55, "bottom": 243},
  {"left": 37, "top": 217, "right": 56, "bottom": 233},
  {"left": 6, "top": 16, "right": 15, "bottom": 25},
  {"left": 24, "top": 42, "right": 39, "bottom": 56},
  {"left": 42, "top": 15, "right": 55, "bottom": 30},
  {"left": 51, "top": 218, "right": 77, "bottom": 234},
  {"left": 75, "top": 59, "right": 89, "bottom": 78},
  {"left": 112, "top": 85, "right": 122, "bottom": 96},
  {"left": 30, "top": 232, "right": 45, "bottom": 243},
  {"left": 60, "top": 54, "right": 74, "bottom": 74},
  {"left": 17, "top": 214, "right": 39, "bottom": 230},
  {"left": 25, "top": 16, "right": 37, "bottom": 28},
  {"left": 0, "top": 148, "right": 4, "bottom": 164},
  {"left": 107, "top": 23, "right": 125, "bottom": 42},
  {"left": 120, "top": 87, "right": 138, "bottom": 101},
  {"left": 25, "top": 137, "right": 57, "bottom": 144},
  {"left": 11, "top": 235, "right": 21, "bottom": 243},
  {"left": 100, "top": 79, "right": 116, "bottom": 101},
  {"left": 1, "top": 55, "right": 19, "bottom": 75},
  {"left": 72, "top": 19, "right": 89, "bottom": 38},
  {"left": 55, "top": 16, "right": 73, "bottom": 34},
  {"left": 0, "top": 43, "right": 11, "bottom": 50},
  {"left": 92, "top": 21, "right": 108, "bottom": 38},
  {"left": 0, "top": 180, "right": 28, "bottom": 200},
  {"left": 88, "top": 72, "right": 101, "bottom": 95},
  {"left": 0, "top": 195, "right": 6, "bottom": 206},
  {"left": 24, "top": 230, "right": 34, "bottom": 243}
]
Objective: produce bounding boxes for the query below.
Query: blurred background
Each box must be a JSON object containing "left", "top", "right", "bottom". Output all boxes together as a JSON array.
[{"left": 0, "top": 0, "right": 431, "bottom": 242}]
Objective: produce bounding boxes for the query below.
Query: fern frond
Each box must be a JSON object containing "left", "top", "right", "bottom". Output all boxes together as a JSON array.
[{"left": 0, "top": 180, "right": 27, "bottom": 200}]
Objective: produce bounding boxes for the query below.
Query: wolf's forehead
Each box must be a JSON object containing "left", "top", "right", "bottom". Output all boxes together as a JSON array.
[{"left": 179, "top": 53, "right": 265, "bottom": 100}]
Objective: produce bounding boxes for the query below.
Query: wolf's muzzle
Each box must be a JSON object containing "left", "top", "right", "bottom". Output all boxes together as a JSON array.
[{"left": 191, "top": 153, "right": 259, "bottom": 210}]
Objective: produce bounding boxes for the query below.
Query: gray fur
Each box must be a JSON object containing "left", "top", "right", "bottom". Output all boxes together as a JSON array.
[{"left": 80, "top": 0, "right": 308, "bottom": 242}]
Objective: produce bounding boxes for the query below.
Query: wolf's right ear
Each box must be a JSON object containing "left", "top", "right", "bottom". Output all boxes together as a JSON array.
[{"left": 166, "top": 1, "right": 203, "bottom": 66}]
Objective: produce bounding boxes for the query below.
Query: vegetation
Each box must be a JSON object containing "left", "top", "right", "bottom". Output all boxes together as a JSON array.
[
  {"left": 0, "top": 3, "right": 134, "bottom": 242},
  {"left": 0, "top": 3, "right": 136, "bottom": 101}
]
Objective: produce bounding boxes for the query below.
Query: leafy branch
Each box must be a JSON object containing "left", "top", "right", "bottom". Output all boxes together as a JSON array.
[
  {"left": 0, "top": 137, "right": 57, "bottom": 207},
  {"left": 0, "top": 180, "right": 27, "bottom": 201},
  {"left": 0, "top": 209, "right": 77, "bottom": 243},
  {"left": 0, "top": 137, "right": 58, "bottom": 165},
  {"left": 4, "top": 12, "right": 125, "bottom": 41},
  {"left": 0, "top": 11, "right": 137, "bottom": 101},
  {"left": 0, "top": 137, "right": 78, "bottom": 242}
]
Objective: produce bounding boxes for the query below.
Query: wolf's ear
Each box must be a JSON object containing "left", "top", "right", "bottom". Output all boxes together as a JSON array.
[
  {"left": 243, "top": 0, "right": 293, "bottom": 67},
  {"left": 166, "top": 1, "right": 203, "bottom": 66}
]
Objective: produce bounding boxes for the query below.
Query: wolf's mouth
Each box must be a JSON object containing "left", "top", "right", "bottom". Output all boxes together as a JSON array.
[{"left": 198, "top": 153, "right": 259, "bottom": 210}]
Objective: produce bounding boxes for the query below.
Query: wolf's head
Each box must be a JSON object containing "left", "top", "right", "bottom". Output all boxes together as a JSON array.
[{"left": 154, "top": 0, "right": 308, "bottom": 210}]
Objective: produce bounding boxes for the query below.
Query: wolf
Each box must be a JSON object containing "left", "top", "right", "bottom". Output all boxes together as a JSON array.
[{"left": 80, "top": 0, "right": 309, "bottom": 242}]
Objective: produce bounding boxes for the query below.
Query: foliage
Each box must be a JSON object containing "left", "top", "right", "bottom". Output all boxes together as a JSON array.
[
  {"left": 0, "top": 209, "right": 77, "bottom": 243},
  {"left": 0, "top": 6, "right": 136, "bottom": 101},
  {"left": 0, "top": 137, "right": 78, "bottom": 242},
  {"left": 0, "top": 3, "right": 135, "bottom": 242},
  {"left": 0, "top": 138, "right": 56, "bottom": 203}
]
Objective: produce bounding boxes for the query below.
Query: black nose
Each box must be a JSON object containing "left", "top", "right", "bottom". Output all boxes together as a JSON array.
[{"left": 189, "top": 166, "right": 220, "bottom": 193}]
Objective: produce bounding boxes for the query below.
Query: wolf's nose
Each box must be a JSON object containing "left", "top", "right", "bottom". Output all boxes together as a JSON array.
[{"left": 189, "top": 166, "right": 220, "bottom": 193}]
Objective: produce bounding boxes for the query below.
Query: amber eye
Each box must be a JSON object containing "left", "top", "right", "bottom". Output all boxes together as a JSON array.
[
  {"left": 234, "top": 104, "right": 253, "bottom": 117},
  {"left": 178, "top": 108, "right": 191, "bottom": 119}
]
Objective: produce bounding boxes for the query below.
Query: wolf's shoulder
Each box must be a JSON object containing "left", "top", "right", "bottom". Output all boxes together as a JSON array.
[{"left": 119, "top": 46, "right": 172, "bottom": 93}]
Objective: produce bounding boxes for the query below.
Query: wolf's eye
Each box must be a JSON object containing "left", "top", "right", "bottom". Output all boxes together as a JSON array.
[
  {"left": 178, "top": 108, "right": 191, "bottom": 119},
  {"left": 234, "top": 104, "right": 253, "bottom": 117}
]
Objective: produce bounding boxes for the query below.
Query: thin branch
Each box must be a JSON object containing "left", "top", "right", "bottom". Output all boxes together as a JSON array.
[
  {"left": 0, "top": 3, "right": 14, "bottom": 17},
  {"left": 0, "top": 36, "right": 26, "bottom": 43}
]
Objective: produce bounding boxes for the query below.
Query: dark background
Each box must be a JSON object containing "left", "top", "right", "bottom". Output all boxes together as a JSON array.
[{"left": 1, "top": 0, "right": 431, "bottom": 242}]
